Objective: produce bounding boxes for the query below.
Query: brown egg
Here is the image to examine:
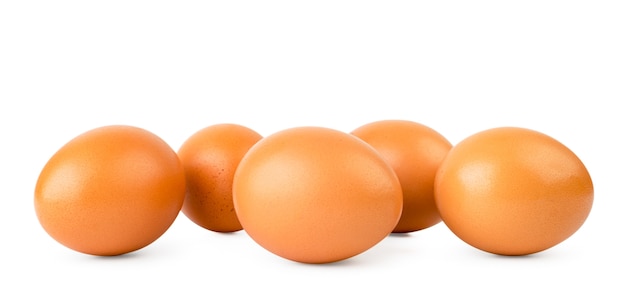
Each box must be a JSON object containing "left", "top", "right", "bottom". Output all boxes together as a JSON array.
[
  {"left": 351, "top": 120, "right": 452, "bottom": 233},
  {"left": 34, "top": 125, "right": 186, "bottom": 256},
  {"left": 434, "top": 127, "right": 594, "bottom": 255},
  {"left": 177, "top": 123, "right": 262, "bottom": 233},
  {"left": 232, "top": 126, "right": 403, "bottom": 264}
]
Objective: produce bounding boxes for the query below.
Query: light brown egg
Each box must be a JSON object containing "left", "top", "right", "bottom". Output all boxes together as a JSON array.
[
  {"left": 351, "top": 120, "right": 452, "bottom": 233},
  {"left": 178, "top": 123, "right": 262, "bottom": 233},
  {"left": 232, "top": 126, "right": 403, "bottom": 264},
  {"left": 434, "top": 127, "right": 594, "bottom": 255},
  {"left": 34, "top": 125, "right": 186, "bottom": 256}
]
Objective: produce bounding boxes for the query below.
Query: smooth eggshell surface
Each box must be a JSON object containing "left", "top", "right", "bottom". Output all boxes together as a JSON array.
[
  {"left": 434, "top": 127, "right": 594, "bottom": 256},
  {"left": 178, "top": 123, "right": 262, "bottom": 232},
  {"left": 352, "top": 120, "right": 452, "bottom": 233},
  {"left": 34, "top": 125, "right": 186, "bottom": 256},
  {"left": 233, "top": 126, "right": 403, "bottom": 264}
]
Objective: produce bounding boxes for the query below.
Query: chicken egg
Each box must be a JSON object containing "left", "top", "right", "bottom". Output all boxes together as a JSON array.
[
  {"left": 232, "top": 126, "right": 403, "bottom": 264},
  {"left": 177, "top": 123, "right": 262, "bottom": 233},
  {"left": 351, "top": 120, "right": 452, "bottom": 233},
  {"left": 34, "top": 125, "right": 186, "bottom": 256},
  {"left": 434, "top": 127, "right": 594, "bottom": 255}
]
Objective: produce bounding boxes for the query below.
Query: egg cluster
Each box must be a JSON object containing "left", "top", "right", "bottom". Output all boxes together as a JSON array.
[{"left": 33, "top": 120, "right": 594, "bottom": 263}]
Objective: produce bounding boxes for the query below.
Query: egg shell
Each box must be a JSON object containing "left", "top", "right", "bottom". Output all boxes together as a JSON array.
[
  {"left": 232, "top": 126, "right": 403, "bottom": 264},
  {"left": 434, "top": 127, "right": 594, "bottom": 255},
  {"left": 178, "top": 123, "right": 263, "bottom": 232},
  {"left": 34, "top": 125, "right": 186, "bottom": 256},
  {"left": 351, "top": 119, "right": 452, "bottom": 233}
]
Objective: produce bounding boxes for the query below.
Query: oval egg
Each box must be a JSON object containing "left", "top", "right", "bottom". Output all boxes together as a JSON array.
[
  {"left": 434, "top": 127, "right": 594, "bottom": 255},
  {"left": 34, "top": 125, "right": 186, "bottom": 256},
  {"left": 232, "top": 126, "right": 403, "bottom": 264},
  {"left": 178, "top": 123, "right": 262, "bottom": 233},
  {"left": 351, "top": 119, "right": 452, "bottom": 233}
]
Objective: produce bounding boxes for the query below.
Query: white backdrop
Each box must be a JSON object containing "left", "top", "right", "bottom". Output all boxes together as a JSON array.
[{"left": 1, "top": 1, "right": 625, "bottom": 284}]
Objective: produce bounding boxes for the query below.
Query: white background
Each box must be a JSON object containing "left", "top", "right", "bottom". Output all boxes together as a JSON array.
[{"left": 1, "top": 0, "right": 625, "bottom": 284}]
